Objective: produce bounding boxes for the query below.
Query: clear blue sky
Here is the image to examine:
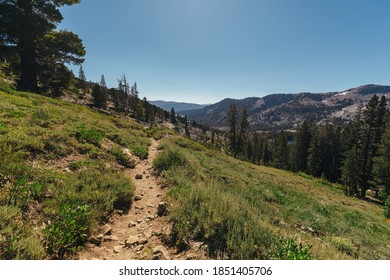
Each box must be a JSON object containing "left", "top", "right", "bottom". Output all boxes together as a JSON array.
[{"left": 59, "top": 0, "right": 390, "bottom": 104}]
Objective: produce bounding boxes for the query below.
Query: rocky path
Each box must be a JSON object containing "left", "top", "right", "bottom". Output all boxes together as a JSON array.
[
  {"left": 78, "top": 138, "right": 173, "bottom": 260},
  {"left": 78, "top": 137, "right": 207, "bottom": 260}
]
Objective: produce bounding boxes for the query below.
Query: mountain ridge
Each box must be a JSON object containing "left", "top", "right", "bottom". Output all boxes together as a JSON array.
[
  {"left": 149, "top": 100, "right": 207, "bottom": 113},
  {"left": 181, "top": 84, "right": 390, "bottom": 130}
]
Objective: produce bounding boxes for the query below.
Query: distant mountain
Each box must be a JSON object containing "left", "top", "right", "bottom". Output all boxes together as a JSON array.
[
  {"left": 181, "top": 84, "right": 390, "bottom": 130},
  {"left": 149, "top": 100, "right": 206, "bottom": 113}
]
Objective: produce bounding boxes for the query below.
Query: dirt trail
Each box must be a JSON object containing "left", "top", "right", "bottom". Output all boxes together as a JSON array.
[
  {"left": 78, "top": 138, "right": 207, "bottom": 260},
  {"left": 78, "top": 138, "right": 172, "bottom": 260}
]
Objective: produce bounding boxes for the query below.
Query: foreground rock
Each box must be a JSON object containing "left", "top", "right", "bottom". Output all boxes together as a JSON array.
[
  {"left": 152, "top": 246, "right": 170, "bottom": 260},
  {"left": 157, "top": 202, "right": 168, "bottom": 217}
]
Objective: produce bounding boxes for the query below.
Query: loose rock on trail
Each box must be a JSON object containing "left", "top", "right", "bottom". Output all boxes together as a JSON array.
[{"left": 77, "top": 138, "right": 207, "bottom": 260}]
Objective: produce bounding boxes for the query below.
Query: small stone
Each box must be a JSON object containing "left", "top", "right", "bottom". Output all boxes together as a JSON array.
[
  {"left": 138, "top": 238, "right": 148, "bottom": 245},
  {"left": 84, "top": 242, "right": 96, "bottom": 249},
  {"left": 135, "top": 205, "right": 144, "bottom": 210},
  {"left": 146, "top": 176, "right": 150, "bottom": 179},
  {"left": 103, "top": 235, "right": 119, "bottom": 242},
  {"left": 125, "top": 236, "right": 139, "bottom": 247},
  {"left": 134, "top": 195, "right": 142, "bottom": 201},
  {"left": 114, "top": 246, "right": 123, "bottom": 254},
  {"left": 101, "top": 224, "right": 112, "bottom": 235},
  {"left": 152, "top": 246, "right": 170, "bottom": 260},
  {"left": 135, "top": 174, "right": 143, "bottom": 180},
  {"left": 147, "top": 215, "right": 155, "bottom": 220},
  {"left": 185, "top": 254, "right": 197, "bottom": 260},
  {"left": 89, "top": 234, "right": 103, "bottom": 246},
  {"left": 135, "top": 245, "right": 144, "bottom": 252},
  {"left": 128, "top": 221, "right": 137, "bottom": 228},
  {"left": 137, "top": 219, "right": 143, "bottom": 223},
  {"left": 157, "top": 202, "right": 168, "bottom": 217}
]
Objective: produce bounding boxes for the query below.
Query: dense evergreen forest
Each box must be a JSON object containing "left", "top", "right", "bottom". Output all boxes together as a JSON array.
[{"left": 226, "top": 97, "right": 390, "bottom": 216}]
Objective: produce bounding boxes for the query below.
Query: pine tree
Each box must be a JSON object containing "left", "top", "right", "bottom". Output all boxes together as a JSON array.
[
  {"left": 92, "top": 83, "right": 107, "bottom": 109},
  {"left": 184, "top": 115, "right": 190, "bottom": 137},
  {"left": 359, "top": 95, "right": 387, "bottom": 197},
  {"left": 237, "top": 107, "right": 249, "bottom": 157},
  {"left": 292, "top": 121, "right": 313, "bottom": 172},
  {"left": 118, "top": 74, "right": 130, "bottom": 113},
  {"left": 307, "top": 129, "right": 321, "bottom": 177},
  {"left": 78, "top": 65, "right": 86, "bottom": 90},
  {"left": 130, "top": 82, "right": 144, "bottom": 120},
  {"left": 0, "top": 0, "right": 85, "bottom": 92},
  {"left": 274, "top": 131, "right": 289, "bottom": 170},
  {"left": 170, "top": 107, "right": 177, "bottom": 124},
  {"left": 341, "top": 104, "right": 364, "bottom": 196},
  {"left": 99, "top": 74, "right": 107, "bottom": 88},
  {"left": 373, "top": 113, "right": 390, "bottom": 196},
  {"left": 227, "top": 103, "right": 239, "bottom": 157}
]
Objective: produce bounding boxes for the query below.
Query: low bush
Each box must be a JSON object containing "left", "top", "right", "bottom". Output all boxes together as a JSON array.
[
  {"left": 132, "top": 145, "right": 148, "bottom": 160},
  {"left": 0, "top": 206, "right": 45, "bottom": 260},
  {"left": 328, "top": 236, "right": 358, "bottom": 257},
  {"left": 112, "top": 148, "right": 135, "bottom": 168},
  {"left": 45, "top": 200, "right": 91, "bottom": 259},
  {"left": 76, "top": 126, "right": 104, "bottom": 147},
  {"left": 276, "top": 238, "right": 312, "bottom": 260},
  {"left": 154, "top": 149, "right": 186, "bottom": 174}
]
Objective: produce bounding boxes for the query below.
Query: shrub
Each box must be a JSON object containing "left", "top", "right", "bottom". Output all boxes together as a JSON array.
[
  {"left": 328, "top": 236, "right": 358, "bottom": 257},
  {"left": 45, "top": 200, "right": 91, "bottom": 259},
  {"left": 276, "top": 238, "right": 312, "bottom": 260},
  {"left": 154, "top": 149, "right": 186, "bottom": 174},
  {"left": 76, "top": 126, "right": 104, "bottom": 147},
  {"left": 0, "top": 206, "right": 45, "bottom": 260},
  {"left": 132, "top": 145, "right": 148, "bottom": 160},
  {"left": 112, "top": 148, "right": 135, "bottom": 168}
]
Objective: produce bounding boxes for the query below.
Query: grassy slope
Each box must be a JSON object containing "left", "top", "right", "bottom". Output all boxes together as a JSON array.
[
  {"left": 0, "top": 85, "right": 150, "bottom": 259},
  {"left": 0, "top": 84, "right": 389, "bottom": 259},
  {"left": 157, "top": 136, "right": 390, "bottom": 260}
]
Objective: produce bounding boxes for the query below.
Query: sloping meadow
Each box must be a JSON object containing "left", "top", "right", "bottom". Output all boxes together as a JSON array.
[
  {"left": 0, "top": 85, "right": 150, "bottom": 259},
  {"left": 155, "top": 136, "right": 390, "bottom": 260}
]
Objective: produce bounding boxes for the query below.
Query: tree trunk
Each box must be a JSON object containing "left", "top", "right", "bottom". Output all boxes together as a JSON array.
[{"left": 17, "top": 0, "right": 37, "bottom": 92}]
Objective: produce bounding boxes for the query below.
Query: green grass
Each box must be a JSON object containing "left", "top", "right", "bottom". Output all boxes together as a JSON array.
[
  {"left": 0, "top": 83, "right": 147, "bottom": 259},
  {"left": 1, "top": 81, "right": 389, "bottom": 260},
  {"left": 155, "top": 136, "right": 390, "bottom": 260}
]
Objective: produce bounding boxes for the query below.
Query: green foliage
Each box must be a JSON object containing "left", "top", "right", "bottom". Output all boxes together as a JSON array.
[
  {"left": 154, "top": 149, "right": 187, "bottom": 174},
  {"left": 0, "top": 0, "right": 84, "bottom": 92},
  {"left": 5, "top": 179, "right": 45, "bottom": 210},
  {"left": 76, "top": 126, "right": 104, "bottom": 146},
  {"left": 92, "top": 83, "right": 107, "bottom": 109},
  {"left": 0, "top": 85, "right": 146, "bottom": 259},
  {"left": 0, "top": 206, "right": 45, "bottom": 260},
  {"left": 276, "top": 238, "right": 312, "bottom": 260},
  {"left": 384, "top": 196, "right": 390, "bottom": 218},
  {"left": 132, "top": 145, "right": 149, "bottom": 160},
  {"left": 159, "top": 136, "right": 390, "bottom": 260},
  {"left": 328, "top": 236, "right": 358, "bottom": 257},
  {"left": 111, "top": 148, "right": 135, "bottom": 168},
  {"left": 45, "top": 200, "right": 91, "bottom": 259}
]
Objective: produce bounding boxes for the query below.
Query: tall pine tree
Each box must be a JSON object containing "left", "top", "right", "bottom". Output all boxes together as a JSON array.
[{"left": 0, "top": 0, "right": 85, "bottom": 92}]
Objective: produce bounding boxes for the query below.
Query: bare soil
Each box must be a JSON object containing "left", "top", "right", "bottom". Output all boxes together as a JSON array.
[{"left": 77, "top": 138, "right": 207, "bottom": 260}]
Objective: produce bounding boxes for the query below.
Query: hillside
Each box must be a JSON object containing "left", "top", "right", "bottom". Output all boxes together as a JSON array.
[
  {"left": 0, "top": 84, "right": 389, "bottom": 260},
  {"left": 149, "top": 100, "right": 206, "bottom": 113},
  {"left": 181, "top": 84, "right": 390, "bottom": 130}
]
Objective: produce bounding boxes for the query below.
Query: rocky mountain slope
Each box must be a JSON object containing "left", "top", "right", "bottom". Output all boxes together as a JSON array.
[
  {"left": 149, "top": 100, "right": 206, "bottom": 113},
  {"left": 181, "top": 84, "right": 390, "bottom": 130}
]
